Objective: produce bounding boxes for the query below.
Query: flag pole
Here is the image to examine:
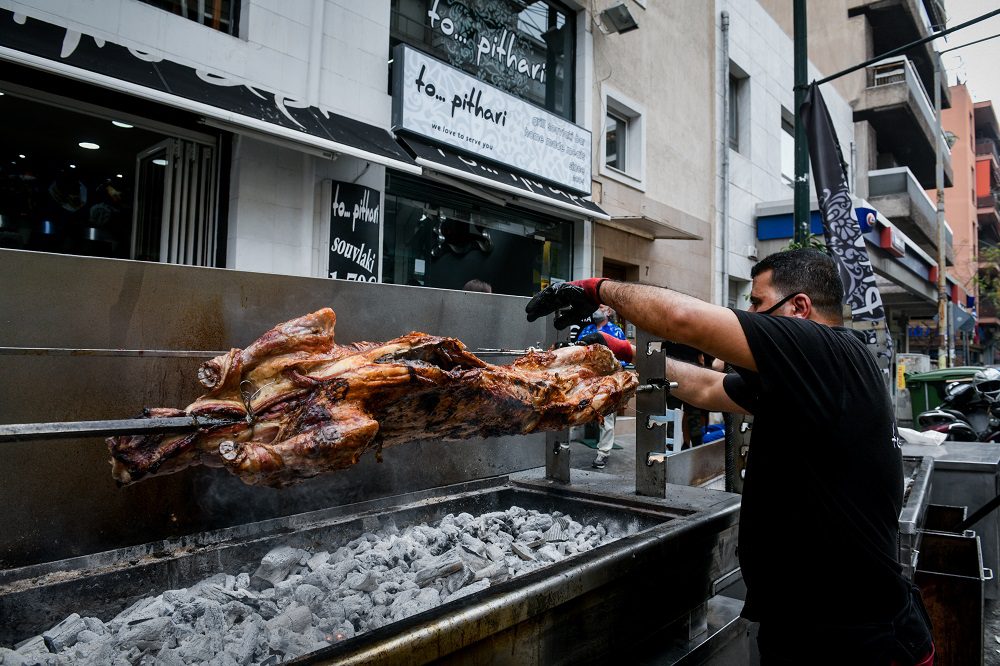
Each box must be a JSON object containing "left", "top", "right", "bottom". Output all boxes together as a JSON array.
[{"left": 793, "top": 0, "right": 809, "bottom": 245}]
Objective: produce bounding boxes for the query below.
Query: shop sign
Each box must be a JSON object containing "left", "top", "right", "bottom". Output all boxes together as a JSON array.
[
  {"left": 392, "top": 44, "right": 591, "bottom": 195},
  {"left": 328, "top": 182, "right": 380, "bottom": 282}
]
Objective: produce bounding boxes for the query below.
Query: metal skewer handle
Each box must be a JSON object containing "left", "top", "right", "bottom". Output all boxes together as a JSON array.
[{"left": 0, "top": 416, "right": 236, "bottom": 442}]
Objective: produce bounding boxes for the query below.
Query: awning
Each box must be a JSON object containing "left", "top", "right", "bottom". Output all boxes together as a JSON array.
[
  {"left": 0, "top": 8, "right": 420, "bottom": 175},
  {"left": 398, "top": 135, "right": 609, "bottom": 220}
]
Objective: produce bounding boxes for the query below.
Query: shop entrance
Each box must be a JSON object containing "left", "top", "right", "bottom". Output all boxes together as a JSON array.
[{"left": 0, "top": 90, "right": 219, "bottom": 265}]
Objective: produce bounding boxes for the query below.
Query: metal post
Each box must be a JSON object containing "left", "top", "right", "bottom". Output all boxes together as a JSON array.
[
  {"left": 793, "top": 0, "right": 810, "bottom": 245},
  {"left": 935, "top": 61, "right": 948, "bottom": 368}
]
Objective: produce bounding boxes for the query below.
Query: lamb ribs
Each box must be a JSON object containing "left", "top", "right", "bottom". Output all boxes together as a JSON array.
[{"left": 107, "top": 308, "right": 637, "bottom": 488}]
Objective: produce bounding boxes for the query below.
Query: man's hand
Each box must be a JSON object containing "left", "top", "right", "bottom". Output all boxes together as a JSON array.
[
  {"left": 525, "top": 278, "right": 607, "bottom": 329},
  {"left": 577, "top": 331, "right": 634, "bottom": 364}
]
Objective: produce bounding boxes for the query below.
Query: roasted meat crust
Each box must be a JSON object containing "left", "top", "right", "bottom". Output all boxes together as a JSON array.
[{"left": 108, "top": 308, "right": 637, "bottom": 487}]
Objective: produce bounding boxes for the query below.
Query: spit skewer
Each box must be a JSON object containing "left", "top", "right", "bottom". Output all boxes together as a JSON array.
[{"left": 0, "top": 416, "right": 238, "bottom": 442}]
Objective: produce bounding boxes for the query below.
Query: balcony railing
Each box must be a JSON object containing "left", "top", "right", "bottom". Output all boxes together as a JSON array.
[
  {"left": 980, "top": 192, "right": 999, "bottom": 211},
  {"left": 865, "top": 56, "right": 948, "bottom": 153},
  {"left": 978, "top": 139, "right": 1000, "bottom": 164}
]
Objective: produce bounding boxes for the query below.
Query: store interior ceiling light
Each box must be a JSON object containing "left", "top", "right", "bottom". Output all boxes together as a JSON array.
[
  {"left": 18, "top": 154, "right": 25, "bottom": 159},
  {"left": 69, "top": 164, "right": 76, "bottom": 168},
  {"left": 600, "top": 3, "right": 638, "bottom": 34},
  {"left": 111, "top": 120, "right": 133, "bottom": 128},
  {"left": 78, "top": 141, "right": 100, "bottom": 150},
  {"left": 152, "top": 158, "right": 168, "bottom": 166}
]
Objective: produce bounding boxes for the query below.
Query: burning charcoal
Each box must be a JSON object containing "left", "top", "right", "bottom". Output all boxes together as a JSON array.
[
  {"left": 535, "top": 545, "right": 562, "bottom": 563},
  {"left": 0, "top": 647, "right": 29, "bottom": 666},
  {"left": 42, "top": 612, "right": 86, "bottom": 652},
  {"left": 327, "top": 558, "right": 359, "bottom": 586},
  {"left": 413, "top": 551, "right": 463, "bottom": 587},
  {"left": 230, "top": 615, "right": 265, "bottom": 665},
  {"left": 81, "top": 617, "right": 106, "bottom": 636},
  {"left": 273, "top": 574, "right": 304, "bottom": 600},
  {"left": 14, "top": 635, "right": 49, "bottom": 656},
  {"left": 520, "top": 513, "right": 554, "bottom": 533},
  {"left": 151, "top": 645, "right": 186, "bottom": 666},
  {"left": 460, "top": 533, "right": 488, "bottom": 559},
  {"left": 447, "top": 578, "right": 490, "bottom": 602},
  {"left": 176, "top": 633, "right": 222, "bottom": 664},
  {"left": 307, "top": 551, "right": 331, "bottom": 571},
  {"left": 319, "top": 599, "right": 347, "bottom": 626},
  {"left": 235, "top": 572, "right": 251, "bottom": 590},
  {"left": 265, "top": 603, "right": 312, "bottom": 634},
  {"left": 444, "top": 566, "right": 475, "bottom": 595},
  {"left": 484, "top": 543, "right": 505, "bottom": 563},
  {"left": 114, "top": 616, "right": 172, "bottom": 652},
  {"left": 345, "top": 570, "right": 379, "bottom": 593},
  {"left": 74, "top": 630, "right": 102, "bottom": 645},
  {"left": 294, "top": 583, "right": 327, "bottom": 612},
  {"left": 511, "top": 542, "right": 535, "bottom": 561},
  {"left": 252, "top": 546, "right": 308, "bottom": 590},
  {"left": 473, "top": 562, "right": 508, "bottom": 582},
  {"left": 517, "top": 530, "right": 544, "bottom": 545}
]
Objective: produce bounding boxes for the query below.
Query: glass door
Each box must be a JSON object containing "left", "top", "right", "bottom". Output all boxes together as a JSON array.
[{"left": 132, "top": 138, "right": 218, "bottom": 265}]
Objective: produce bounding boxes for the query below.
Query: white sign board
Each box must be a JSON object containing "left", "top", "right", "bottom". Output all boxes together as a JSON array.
[{"left": 392, "top": 44, "right": 592, "bottom": 195}]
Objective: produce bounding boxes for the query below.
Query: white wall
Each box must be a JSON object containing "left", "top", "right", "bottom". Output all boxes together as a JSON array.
[
  {"left": 227, "top": 137, "right": 384, "bottom": 276},
  {"left": 5, "top": 0, "right": 392, "bottom": 127},
  {"left": 715, "top": 0, "right": 856, "bottom": 305}
]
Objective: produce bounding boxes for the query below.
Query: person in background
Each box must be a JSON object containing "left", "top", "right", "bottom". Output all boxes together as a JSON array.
[
  {"left": 462, "top": 279, "right": 492, "bottom": 293},
  {"left": 525, "top": 249, "right": 933, "bottom": 665},
  {"left": 575, "top": 308, "right": 629, "bottom": 469}
]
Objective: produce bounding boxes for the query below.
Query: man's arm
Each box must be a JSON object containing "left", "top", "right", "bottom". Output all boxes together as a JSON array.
[
  {"left": 600, "top": 281, "right": 756, "bottom": 371},
  {"left": 667, "top": 358, "right": 750, "bottom": 414}
]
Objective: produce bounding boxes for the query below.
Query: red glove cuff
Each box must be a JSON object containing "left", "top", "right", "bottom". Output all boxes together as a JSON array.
[
  {"left": 571, "top": 278, "right": 607, "bottom": 304},
  {"left": 599, "top": 332, "right": 634, "bottom": 363}
]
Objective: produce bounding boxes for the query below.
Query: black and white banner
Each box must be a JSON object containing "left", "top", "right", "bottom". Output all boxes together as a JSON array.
[
  {"left": 327, "top": 182, "right": 380, "bottom": 282},
  {"left": 801, "top": 84, "right": 887, "bottom": 327}
]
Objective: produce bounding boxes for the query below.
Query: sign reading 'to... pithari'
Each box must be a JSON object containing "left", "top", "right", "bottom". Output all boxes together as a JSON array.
[
  {"left": 391, "top": 44, "right": 591, "bottom": 196},
  {"left": 328, "top": 181, "right": 380, "bottom": 282}
]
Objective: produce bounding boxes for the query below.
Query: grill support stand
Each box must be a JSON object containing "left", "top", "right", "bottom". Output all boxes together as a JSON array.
[
  {"left": 636, "top": 328, "right": 668, "bottom": 498},
  {"left": 544, "top": 430, "right": 571, "bottom": 483}
]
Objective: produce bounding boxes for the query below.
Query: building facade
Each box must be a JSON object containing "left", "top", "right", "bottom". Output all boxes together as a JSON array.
[{"left": 757, "top": 0, "right": 962, "bottom": 363}]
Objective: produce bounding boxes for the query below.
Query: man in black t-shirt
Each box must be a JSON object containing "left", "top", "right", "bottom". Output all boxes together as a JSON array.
[{"left": 525, "top": 249, "right": 934, "bottom": 665}]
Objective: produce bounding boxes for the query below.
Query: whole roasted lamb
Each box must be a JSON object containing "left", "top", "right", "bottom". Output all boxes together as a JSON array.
[{"left": 108, "top": 308, "right": 637, "bottom": 488}]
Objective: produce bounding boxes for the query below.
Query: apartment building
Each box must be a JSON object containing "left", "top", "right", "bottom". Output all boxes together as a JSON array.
[{"left": 971, "top": 98, "right": 1000, "bottom": 362}]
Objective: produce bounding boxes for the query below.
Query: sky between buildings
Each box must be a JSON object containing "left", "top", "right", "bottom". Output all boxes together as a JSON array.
[{"left": 938, "top": 0, "right": 1000, "bottom": 106}]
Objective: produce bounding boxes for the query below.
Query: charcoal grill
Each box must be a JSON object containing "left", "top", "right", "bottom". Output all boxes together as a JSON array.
[{"left": 0, "top": 250, "right": 743, "bottom": 664}]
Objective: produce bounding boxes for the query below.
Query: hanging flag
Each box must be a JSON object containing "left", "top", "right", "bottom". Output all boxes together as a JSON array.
[{"left": 801, "top": 82, "right": 892, "bottom": 368}]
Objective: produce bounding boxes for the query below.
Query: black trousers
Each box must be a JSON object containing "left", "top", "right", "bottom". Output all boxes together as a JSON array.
[{"left": 755, "top": 584, "right": 933, "bottom": 666}]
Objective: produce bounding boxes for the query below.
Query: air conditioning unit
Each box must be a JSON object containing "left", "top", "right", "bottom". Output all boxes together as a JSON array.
[{"left": 745, "top": 245, "right": 758, "bottom": 260}]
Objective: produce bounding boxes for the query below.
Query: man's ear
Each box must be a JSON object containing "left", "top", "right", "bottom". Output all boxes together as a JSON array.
[{"left": 790, "top": 293, "right": 812, "bottom": 319}]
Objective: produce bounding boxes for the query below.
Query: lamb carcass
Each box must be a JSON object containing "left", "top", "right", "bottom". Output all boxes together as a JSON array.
[{"left": 107, "top": 308, "right": 637, "bottom": 487}]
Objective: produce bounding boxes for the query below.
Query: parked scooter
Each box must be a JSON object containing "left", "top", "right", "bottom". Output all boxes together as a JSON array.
[{"left": 917, "top": 368, "right": 1000, "bottom": 442}]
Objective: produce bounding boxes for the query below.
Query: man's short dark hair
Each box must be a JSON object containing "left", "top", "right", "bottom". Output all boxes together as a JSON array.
[
  {"left": 462, "top": 279, "right": 492, "bottom": 293},
  {"left": 751, "top": 248, "right": 844, "bottom": 320}
]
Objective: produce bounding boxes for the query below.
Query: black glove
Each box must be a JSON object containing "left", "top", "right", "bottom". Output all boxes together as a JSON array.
[
  {"left": 576, "top": 332, "right": 607, "bottom": 346},
  {"left": 525, "top": 278, "right": 606, "bottom": 330}
]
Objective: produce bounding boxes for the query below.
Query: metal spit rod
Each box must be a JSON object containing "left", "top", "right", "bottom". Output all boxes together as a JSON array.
[
  {"left": 0, "top": 347, "right": 228, "bottom": 358},
  {"left": 0, "top": 416, "right": 237, "bottom": 442}
]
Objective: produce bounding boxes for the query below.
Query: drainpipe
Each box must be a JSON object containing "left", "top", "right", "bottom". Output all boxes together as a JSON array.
[
  {"left": 306, "top": 0, "right": 326, "bottom": 108},
  {"left": 720, "top": 11, "right": 730, "bottom": 308}
]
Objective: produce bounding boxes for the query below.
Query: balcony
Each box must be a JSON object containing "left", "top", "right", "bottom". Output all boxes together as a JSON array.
[
  {"left": 980, "top": 191, "right": 1000, "bottom": 246},
  {"left": 854, "top": 57, "right": 953, "bottom": 189},
  {"left": 977, "top": 139, "right": 1000, "bottom": 165},
  {"left": 868, "top": 167, "right": 953, "bottom": 264},
  {"left": 848, "top": 0, "right": 950, "bottom": 108}
]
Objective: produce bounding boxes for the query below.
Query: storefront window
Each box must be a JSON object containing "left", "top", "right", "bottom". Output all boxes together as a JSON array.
[
  {"left": 0, "top": 92, "right": 220, "bottom": 265},
  {"left": 390, "top": 0, "right": 576, "bottom": 121},
  {"left": 383, "top": 173, "right": 572, "bottom": 295}
]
